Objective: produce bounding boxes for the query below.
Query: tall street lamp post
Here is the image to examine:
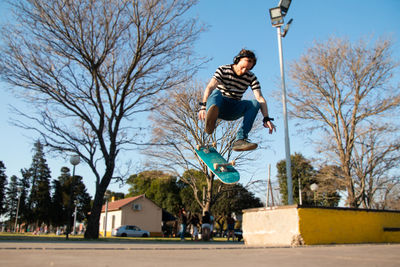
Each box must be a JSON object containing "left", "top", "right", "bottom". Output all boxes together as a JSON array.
[
  {"left": 269, "top": 0, "right": 294, "bottom": 205},
  {"left": 66, "top": 155, "right": 80, "bottom": 240}
]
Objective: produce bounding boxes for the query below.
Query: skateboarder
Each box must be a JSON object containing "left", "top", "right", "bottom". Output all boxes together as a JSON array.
[{"left": 198, "top": 49, "right": 276, "bottom": 151}]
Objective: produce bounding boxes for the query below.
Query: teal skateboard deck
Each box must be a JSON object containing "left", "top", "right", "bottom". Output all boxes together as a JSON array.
[{"left": 195, "top": 145, "right": 240, "bottom": 184}]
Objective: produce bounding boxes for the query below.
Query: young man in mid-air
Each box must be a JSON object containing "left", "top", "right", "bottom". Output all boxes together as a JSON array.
[{"left": 198, "top": 49, "right": 276, "bottom": 151}]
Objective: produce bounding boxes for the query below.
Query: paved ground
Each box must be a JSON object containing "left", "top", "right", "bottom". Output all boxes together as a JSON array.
[{"left": 0, "top": 241, "right": 399, "bottom": 267}]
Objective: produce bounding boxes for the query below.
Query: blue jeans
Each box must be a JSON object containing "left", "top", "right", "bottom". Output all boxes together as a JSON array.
[
  {"left": 179, "top": 224, "right": 186, "bottom": 240},
  {"left": 206, "top": 90, "right": 260, "bottom": 140}
]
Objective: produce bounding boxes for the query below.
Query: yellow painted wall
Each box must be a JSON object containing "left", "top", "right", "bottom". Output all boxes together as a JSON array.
[{"left": 298, "top": 208, "right": 400, "bottom": 245}]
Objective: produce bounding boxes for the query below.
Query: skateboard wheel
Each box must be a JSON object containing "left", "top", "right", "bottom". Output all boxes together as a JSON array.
[
  {"left": 213, "top": 163, "right": 219, "bottom": 170},
  {"left": 230, "top": 160, "right": 236, "bottom": 166},
  {"left": 212, "top": 142, "right": 217, "bottom": 148},
  {"left": 196, "top": 145, "right": 201, "bottom": 150}
]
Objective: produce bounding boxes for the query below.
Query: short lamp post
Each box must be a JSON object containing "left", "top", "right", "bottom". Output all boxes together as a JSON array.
[
  {"left": 269, "top": 0, "right": 294, "bottom": 205},
  {"left": 72, "top": 200, "right": 78, "bottom": 235},
  {"left": 14, "top": 187, "right": 22, "bottom": 232},
  {"left": 298, "top": 177, "right": 302, "bottom": 206},
  {"left": 104, "top": 192, "right": 110, "bottom": 237},
  {"left": 66, "top": 155, "right": 80, "bottom": 240},
  {"left": 310, "top": 183, "right": 319, "bottom": 206}
]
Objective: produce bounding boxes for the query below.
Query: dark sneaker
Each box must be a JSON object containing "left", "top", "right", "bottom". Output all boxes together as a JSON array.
[
  {"left": 205, "top": 104, "right": 219, "bottom": 134},
  {"left": 232, "top": 139, "right": 258, "bottom": 151}
]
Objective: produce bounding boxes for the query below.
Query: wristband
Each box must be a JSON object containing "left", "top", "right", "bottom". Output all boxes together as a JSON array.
[
  {"left": 263, "top": 116, "right": 274, "bottom": 123},
  {"left": 199, "top": 102, "right": 206, "bottom": 107},
  {"left": 199, "top": 107, "right": 206, "bottom": 112}
]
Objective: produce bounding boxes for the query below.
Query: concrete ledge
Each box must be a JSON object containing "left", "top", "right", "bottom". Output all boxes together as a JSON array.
[{"left": 242, "top": 205, "right": 400, "bottom": 246}]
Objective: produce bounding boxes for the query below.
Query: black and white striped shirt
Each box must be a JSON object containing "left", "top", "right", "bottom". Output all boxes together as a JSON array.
[{"left": 213, "top": 64, "right": 261, "bottom": 100}]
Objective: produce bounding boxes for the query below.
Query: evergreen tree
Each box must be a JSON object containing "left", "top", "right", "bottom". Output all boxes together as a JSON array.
[
  {"left": 72, "top": 175, "right": 92, "bottom": 224},
  {"left": 18, "top": 168, "right": 31, "bottom": 230},
  {"left": 0, "top": 161, "right": 7, "bottom": 216},
  {"left": 5, "top": 175, "right": 19, "bottom": 229},
  {"left": 28, "top": 141, "right": 52, "bottom": 226},
  {"left": 50, "top": 168, "right": 67, "bottom": 227},
  {"left": 277, "top": 153, "right": 317, "bottom": 205},
  {"left": 277, "top": 153, "right": 341, "bottom": 206},
  {"left": 51, "top": 167, "right": 91, "bottom": 228}
]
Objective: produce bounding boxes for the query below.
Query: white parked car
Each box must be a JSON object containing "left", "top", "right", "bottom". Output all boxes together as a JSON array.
[{"left": 112, "top": 225, "right": 150, "bottom": 237}]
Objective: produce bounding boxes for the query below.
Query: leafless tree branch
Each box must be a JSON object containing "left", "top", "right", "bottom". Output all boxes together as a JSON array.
[{"left": 288, "top": 36, "right": 400, "bottom": 208}]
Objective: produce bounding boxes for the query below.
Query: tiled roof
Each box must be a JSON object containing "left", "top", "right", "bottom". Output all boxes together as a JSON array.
[{"left": 101, "top": 195, "right": 144, "bottom": 212}]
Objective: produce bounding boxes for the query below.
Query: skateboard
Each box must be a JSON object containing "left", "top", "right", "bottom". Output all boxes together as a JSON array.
[{"left": 195, "top": 144, "right": 240, "bottom": 184}]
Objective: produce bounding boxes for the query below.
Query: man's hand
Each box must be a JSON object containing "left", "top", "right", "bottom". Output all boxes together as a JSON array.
[
  {"left": 198, "top": 109, "right": 206, "bottom": 121},
  {"left": 198, "top": 78, "right": 218, "bottom": 121},
  {"left": 263, "top": 120, "right": 276, "bottom": 134}
]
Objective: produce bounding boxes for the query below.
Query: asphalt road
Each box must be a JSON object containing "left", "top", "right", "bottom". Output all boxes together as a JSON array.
[{"left": 0, "top": 241, "right": 399, "bottom": 267}]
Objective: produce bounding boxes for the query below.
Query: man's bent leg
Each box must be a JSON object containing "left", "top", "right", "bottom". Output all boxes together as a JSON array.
[
  {"left": 235, "top": 99, "right": 260, "bottom": 140},
  {"left": 205, "top": 105, "right": 219, "bottom": 134},
  {"left": 232, "top": 100, "right": 260, "bottom": 151},
  {"left": 205, "top": 90, "right": 223, "bottom": 134},
  {"left": 218, "top": 98, "right": 260, "bottom": 151}
]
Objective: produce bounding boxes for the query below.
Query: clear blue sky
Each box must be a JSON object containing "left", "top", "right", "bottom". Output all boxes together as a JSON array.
[{"left": 1, "top": 0, "right": 399, "bottom": 203}]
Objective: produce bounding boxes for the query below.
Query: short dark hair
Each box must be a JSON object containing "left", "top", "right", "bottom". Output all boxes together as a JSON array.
[{"left": 233, "top": 49, "right": 257, "bottom": 68}]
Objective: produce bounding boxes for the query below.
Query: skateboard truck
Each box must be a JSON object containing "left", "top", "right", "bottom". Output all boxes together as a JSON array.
[
  {"left": 196, "top": 142, "right": 217, "bottom": 153},
  {"left": 213, "top": 160, "right": 235, "bottom": 172}
]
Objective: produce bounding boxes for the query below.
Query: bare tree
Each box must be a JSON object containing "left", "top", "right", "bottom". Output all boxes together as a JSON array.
[
  {"left": 351, "top": 125, "right": 400, "bottom": 208},
  {"left": 288, "top": 37, "right": 400, "bottom": 208},
  {"left": 0, "top": 0, "right": 203, "bottom": 238},
  {"left": 145, "top": 82, "right": 264, "bottom": 213},
  {"left": 376, "top": 182, "right": 400, "bottom": 210}
]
